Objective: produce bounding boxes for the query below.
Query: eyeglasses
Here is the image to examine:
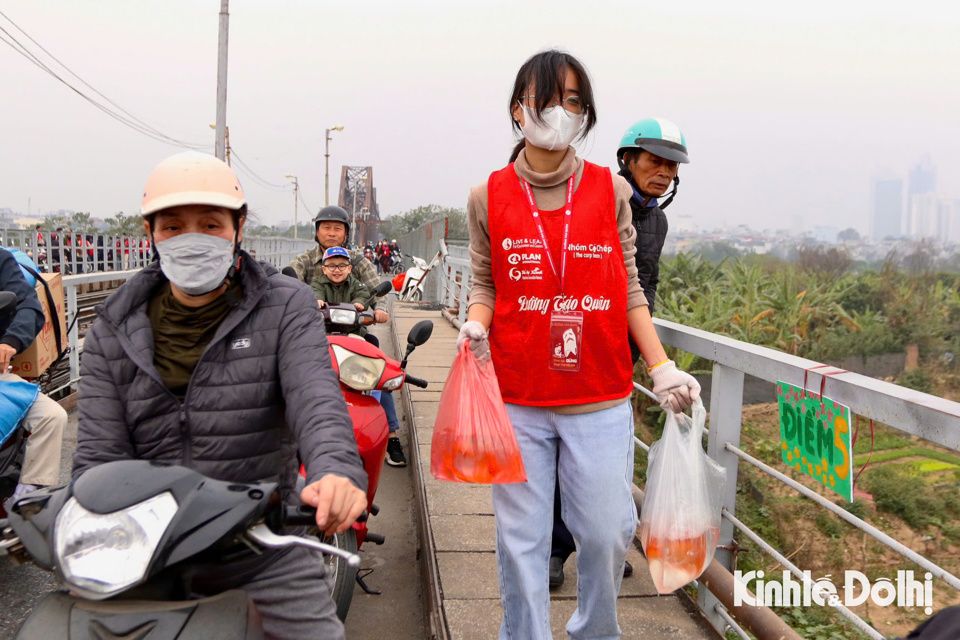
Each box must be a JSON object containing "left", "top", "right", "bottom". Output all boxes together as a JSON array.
[
  {"left": 519, "top": 95, "right": 583, "bottom": 115},
  {"left": 323, "top": 264, "right": 350, "bottom": 272}
]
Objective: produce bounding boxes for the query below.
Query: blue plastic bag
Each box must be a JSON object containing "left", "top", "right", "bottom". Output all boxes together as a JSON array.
[{"left": 0, "top": 379, "right": 39, "bottom": 446}]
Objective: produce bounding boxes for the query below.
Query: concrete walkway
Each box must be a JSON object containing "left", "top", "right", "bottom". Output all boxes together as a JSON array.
[{"left": 391, "top": 303, "right": 719, "bottom": 640}]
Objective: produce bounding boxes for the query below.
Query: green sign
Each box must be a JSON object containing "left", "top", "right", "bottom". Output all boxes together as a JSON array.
[{"left": 777, "top": 381, "right": 854, "bottom": 502}]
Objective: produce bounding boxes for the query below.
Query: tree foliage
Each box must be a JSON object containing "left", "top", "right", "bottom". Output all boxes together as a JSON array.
[
  {"left": 104, "top": 212, "right": 146, "bottom": 236},
  {"left": 796, "top": 244, "right": 851, "bottom": 281},
  {"left": 656, "top": 251, "right": 960, "bottom": 363},
  {"left": 837, "top": 227, "right": 861, "bottom": 242},
  {"left": 44, "top": 211, "right": 97, "bottom": 233},
  {"left": 380, "top": 204, "right": 467, "bottom": 242}
]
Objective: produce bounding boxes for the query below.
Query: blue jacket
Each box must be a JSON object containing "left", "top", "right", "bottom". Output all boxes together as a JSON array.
[{"left": 0, "top": 248, "right": 44, "bottom": 353}]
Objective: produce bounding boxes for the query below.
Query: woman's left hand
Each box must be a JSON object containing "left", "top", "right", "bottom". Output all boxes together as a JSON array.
[{"left": 648, "top": 361, "right": 701, "bottom": 413}]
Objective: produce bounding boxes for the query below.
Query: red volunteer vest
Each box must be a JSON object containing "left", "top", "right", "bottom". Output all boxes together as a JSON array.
[{"left": 487, "top": 161, "right": 634, "bottom": 406}]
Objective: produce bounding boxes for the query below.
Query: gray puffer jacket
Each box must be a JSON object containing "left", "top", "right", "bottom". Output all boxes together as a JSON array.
[{"left": 73, "top": 253, "right": 366, "bottom": 499}]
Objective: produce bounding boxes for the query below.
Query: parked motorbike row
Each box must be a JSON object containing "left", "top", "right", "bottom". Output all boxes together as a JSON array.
[{"left": 0, "top": 274, "right": 435, "bottom": 638}]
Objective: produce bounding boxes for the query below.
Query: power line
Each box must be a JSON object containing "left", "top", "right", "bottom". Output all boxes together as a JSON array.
[
  {"left": 0, "top": 8, "right": 208, "bottom": 148},
  {"left": 0, "top": 13, "right": 210, "bottom": 150},
  {"left": 230, "top": 148, "right": 291, "bottom": 191},
  {"left": 298, "top": 190, "right": 316, "bottom": 215}
]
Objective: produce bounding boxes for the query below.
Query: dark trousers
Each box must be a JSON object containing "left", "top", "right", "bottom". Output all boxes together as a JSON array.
[
  {"left": 551, "top": 470, "right": 577, "bottom": 560},
  {"left": 551, "top": 339, "right": 640, "bottom": 561}
]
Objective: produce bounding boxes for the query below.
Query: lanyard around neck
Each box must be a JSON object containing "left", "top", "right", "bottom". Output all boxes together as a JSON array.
[{"left": 519, "top": 175, "right": 574, "bottom": 295}]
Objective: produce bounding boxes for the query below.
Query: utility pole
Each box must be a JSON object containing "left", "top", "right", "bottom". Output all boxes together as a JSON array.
[
  {"left": 214, "top": 0, "right": 230, "bottom": 161},
  {"left": 325, "top": 125, "right": 344, "bottom": 206},
  {"left": 285, "top": 175, "right": 299, "bottom": 239},
  {"left": 350, "top": 178, "right": 357, "bottom": 247}
]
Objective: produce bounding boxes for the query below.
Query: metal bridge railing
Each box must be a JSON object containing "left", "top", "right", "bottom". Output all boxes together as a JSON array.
[
  {"left": 433, "top": 253, "right": 960, "bottom": 640},
  {"left": 19, "top": 234, "right": 315, "bottom": 393},
  {"left": 0, "top": 228, "right": 314, "bottom": 276},
  {"left": 397, "top": 218, "right": 449, "bottom": 303}
]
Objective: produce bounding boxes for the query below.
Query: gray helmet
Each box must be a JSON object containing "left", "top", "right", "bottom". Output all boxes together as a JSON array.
[{"left": 313, "top": 205, "right": 350, "bottom": 243}]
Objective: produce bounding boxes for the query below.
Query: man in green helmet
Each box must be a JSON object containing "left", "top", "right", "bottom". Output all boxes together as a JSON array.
[{"left": 550, "top": 117, "right": 691, "bottom": 588}]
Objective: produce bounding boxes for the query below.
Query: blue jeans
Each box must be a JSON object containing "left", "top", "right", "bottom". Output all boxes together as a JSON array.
[
  {"left": 370, "top": 390, "right": 399, "bottom": 433},
  {"left": 492, "top": 401, "right": 636, "bottom": 640},
  {"left": 381, "top": 390, "right": 399, "bottom": 433}
]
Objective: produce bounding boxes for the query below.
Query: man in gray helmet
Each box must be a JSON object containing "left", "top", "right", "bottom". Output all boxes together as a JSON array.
[
  {"left": 289, "top": 206, "right": 408, "bottom": 467},
  {"left": 290, "top": 206, "right": 386, "bottom": 323}
]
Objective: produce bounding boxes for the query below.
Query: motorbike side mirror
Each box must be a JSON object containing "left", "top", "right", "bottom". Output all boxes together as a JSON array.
[
  {"left": 374, "top": 281, "right": 392, "bottom": 297},
  {"left": 406, "top": 320, "right": 433, "bottom": 348},
  {"left": 0, "top": 291, "right": 17, "bottom": 317},
  {"left": 401, "top": 320, "right": 434, "bottom": 368},
  {"left": 280, "top": 267, "right": 299, "bottom": 280}
]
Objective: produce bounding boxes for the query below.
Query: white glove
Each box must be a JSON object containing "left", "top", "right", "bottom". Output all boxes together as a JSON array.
[
  {"left": 648, "top": 360, "right": 701, "bottom": 413},
  {"left": 456, "top": 320, "right": 490, "bottom": 361}
]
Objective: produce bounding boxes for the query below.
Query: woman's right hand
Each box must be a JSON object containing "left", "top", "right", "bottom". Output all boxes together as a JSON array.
[{"left": 457, "top": 320, "right": 490, "bottom": 360}]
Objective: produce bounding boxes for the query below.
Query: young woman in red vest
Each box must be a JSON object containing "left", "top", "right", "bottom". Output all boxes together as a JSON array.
[{"left": 461, "top": 50, "right": 701, "bottom": 640}]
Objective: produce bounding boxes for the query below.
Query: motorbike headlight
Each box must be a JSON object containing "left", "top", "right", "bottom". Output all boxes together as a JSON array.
[
  {"left": 329, "top": 308, "right": 358, "bottom": 325},
  {"left": 331, "top": 344, "right": 386, "bottom": 391},
  {"left": 55, "top": 492, "right": 178, "bottom": 599},
  {"left": 381, "top": 375, "right": 403, "bottom": 391}
]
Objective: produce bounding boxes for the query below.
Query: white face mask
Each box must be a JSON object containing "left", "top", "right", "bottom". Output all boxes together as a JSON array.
[
  {"left": 519, "top": 104, "right": 585, "bottom": 151},
  {"left": 155, "top": 233, "right": 237, "bottom": 296}
]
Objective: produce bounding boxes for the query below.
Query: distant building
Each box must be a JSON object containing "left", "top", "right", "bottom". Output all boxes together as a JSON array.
[
  {"left": 941, "top": 198, "right": 960, "bottom": 244},
  {"left": 904, "top": 155, "right": 936, "bottom": 235},
  {"left": 811, "top": 226, "right": 838, "bottom": 244},
  {"left": 673, "top": 214, "right": 698, "bottom": 234},
  {"left": 909, "top": 192, "right": 939, "bottom": 240},
  {"left": 870, "top": 177, "right": 902, "bottom": 240}
]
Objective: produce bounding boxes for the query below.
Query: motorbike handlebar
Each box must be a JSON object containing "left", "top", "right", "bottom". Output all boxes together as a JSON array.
[
  {"left": 405, "top": 375, "right": 429, "bottom": 389},
  {"left": 283, "top": 505, "right": 367, "bottom": 527}
]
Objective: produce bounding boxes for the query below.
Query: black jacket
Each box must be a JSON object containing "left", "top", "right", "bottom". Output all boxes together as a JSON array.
[
  {"left": 618, "top": 169, "right": 669, "bottom": 364},
  {"left": 73, "top": 253, "right": 367, "bottom": 500},
  {"left": 0, "top": 248, "right": 44, "bottom": 353},
  {"left": 618, "top": 168, "right": 668, "bottom": 311}
]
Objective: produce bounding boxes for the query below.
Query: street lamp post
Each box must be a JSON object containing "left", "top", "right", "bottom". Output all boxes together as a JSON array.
[
  {"left": 324, "top": 125, "right": 344, "bottom": 207},
  {"left": 214, "top": 0, "right": 230, "bottom": 161},
  {"left": 284, "top": 175, "right": 299, "bottom": 239},
  {"left": 350, "top": 180, "right": 357, "bottom": 247},
  {"left": 208, "top": 124, "right": 231, "bottom": 165}
]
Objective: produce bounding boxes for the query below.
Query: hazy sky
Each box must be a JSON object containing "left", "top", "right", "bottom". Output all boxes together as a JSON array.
[{"left": 2, "top": 1, "right": 959, "bottom": 233}]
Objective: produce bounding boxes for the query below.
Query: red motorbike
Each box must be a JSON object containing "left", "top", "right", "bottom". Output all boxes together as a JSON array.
[{"left": 284, "top": 275, "right": 433, "bottom": 620}]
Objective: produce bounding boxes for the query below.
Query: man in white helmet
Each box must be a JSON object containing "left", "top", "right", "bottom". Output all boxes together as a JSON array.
[{"left": 72, "top": 152, "right": 366, "bottom": 640}]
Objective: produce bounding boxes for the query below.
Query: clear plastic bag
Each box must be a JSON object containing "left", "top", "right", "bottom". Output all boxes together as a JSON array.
[
  {"left": 639, "top": 399, "right": 726, "bottom": 593},
  {"left": 430, "top": 343, "right": 527, "bottom": 484}
]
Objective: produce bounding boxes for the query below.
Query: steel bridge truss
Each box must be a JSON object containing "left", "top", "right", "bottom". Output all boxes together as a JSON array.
[{"left": 338, "top": 166, "right": 382, "bottom": 246}]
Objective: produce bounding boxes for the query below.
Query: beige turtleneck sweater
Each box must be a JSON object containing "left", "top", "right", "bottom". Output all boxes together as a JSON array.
[{"left": 466, "top": 147, "right": 646, "bottom": 414}]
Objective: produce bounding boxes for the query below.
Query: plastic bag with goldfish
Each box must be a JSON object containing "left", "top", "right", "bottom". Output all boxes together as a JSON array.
[
  {"left": 640, "top": 398, "right": 726, "bottom": 594},
  {"left": 430, "top": 342, "right": 526, "bottom": 484}
]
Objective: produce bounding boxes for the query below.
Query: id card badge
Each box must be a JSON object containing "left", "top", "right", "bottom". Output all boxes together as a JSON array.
[{"left": 549, "top": 311, "right": 584, "bottom": 372}]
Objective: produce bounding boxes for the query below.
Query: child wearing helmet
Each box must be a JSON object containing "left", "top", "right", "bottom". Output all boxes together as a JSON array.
[{"left": 311, "top": 247, "right": 372, "bottom": 336}]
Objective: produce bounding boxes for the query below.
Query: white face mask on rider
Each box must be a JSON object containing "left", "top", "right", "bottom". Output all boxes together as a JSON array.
[
  {"left": 155, "top": 233, "right": 236, "bottom": 296},
  {"left": 518, "top": 104, "right": 585, "bottom": 152}
]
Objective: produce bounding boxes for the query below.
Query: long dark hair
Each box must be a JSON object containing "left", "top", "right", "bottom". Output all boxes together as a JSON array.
[{"left": 508, "top": 50, "right": 597, "bottom": 163}]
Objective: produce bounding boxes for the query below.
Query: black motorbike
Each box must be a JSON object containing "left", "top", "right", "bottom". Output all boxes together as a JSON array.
[{"left": 0, "top": 460, "right": 360, "bottom": 639}]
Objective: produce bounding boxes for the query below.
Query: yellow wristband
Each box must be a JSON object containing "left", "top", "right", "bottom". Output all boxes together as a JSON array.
[{"left": 646, "top": 359, "right": 671, "bottom": 374}]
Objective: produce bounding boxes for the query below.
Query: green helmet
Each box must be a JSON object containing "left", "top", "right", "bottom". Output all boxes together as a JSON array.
[{"left": 617, "top": 117, "right": 689, "bottom": 168}]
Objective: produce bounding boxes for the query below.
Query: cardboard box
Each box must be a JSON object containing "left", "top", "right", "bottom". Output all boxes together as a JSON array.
[{"left": 10, "top": 273, "right": 67, "bottom": 379}]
